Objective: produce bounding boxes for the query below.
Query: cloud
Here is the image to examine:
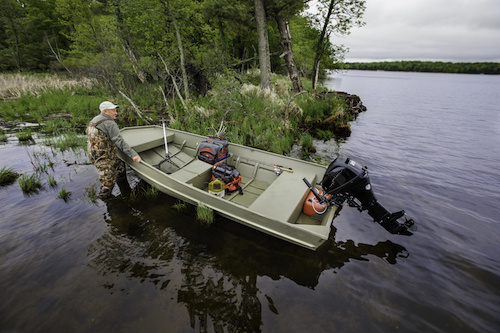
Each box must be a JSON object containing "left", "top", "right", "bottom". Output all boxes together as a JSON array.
[{"left": 337, "top": 0, "right": 500, "bottom": 62}]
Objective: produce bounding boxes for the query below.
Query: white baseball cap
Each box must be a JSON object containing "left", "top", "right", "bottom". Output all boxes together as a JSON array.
[{"left": 99, "top": 101, "right": 119, "bottom": 112}]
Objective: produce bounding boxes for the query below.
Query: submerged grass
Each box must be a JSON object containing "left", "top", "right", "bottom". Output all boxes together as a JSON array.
[{"left": 0, "top": 167, "right": 20, "bottom": 186}]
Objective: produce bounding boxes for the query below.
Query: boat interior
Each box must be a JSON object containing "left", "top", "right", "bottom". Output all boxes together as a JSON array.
[{"left": 127, "top": 129, "right": 329, "bottom": 226}]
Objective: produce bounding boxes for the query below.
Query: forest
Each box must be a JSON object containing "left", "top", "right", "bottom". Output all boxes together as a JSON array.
[
  {"left": 346, "top": 61, "right": 500, "bottom": 75},
  {"left": 0, "top": 0, "right": 366, "bottom": 94},
  {"left": 1, "top": 0, "right": 368, "bottom": 155}
]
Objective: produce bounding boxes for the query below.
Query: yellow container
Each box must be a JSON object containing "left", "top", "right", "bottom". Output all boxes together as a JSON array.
[{"left": 208, "top": 179, "right": 225, "bottom": 198}]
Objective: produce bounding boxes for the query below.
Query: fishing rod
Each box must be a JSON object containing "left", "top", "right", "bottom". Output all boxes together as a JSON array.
[{"left": 231, "top": 155, "right": 293, "bottom": 175}]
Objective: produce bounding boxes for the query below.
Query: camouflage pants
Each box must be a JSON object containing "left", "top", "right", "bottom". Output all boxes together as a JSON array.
[{"left": 86, "top": 126, "right": 129, "bottom": 197}]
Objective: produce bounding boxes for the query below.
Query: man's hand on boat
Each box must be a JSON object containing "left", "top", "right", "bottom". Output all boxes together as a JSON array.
[{"left": 133, "top": 155, "right": 141, "bottom": 163}]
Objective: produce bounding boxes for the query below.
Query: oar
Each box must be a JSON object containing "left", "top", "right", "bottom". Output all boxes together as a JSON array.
[{"left": 156, "top": 118, "right": 180, "bottom": 169}]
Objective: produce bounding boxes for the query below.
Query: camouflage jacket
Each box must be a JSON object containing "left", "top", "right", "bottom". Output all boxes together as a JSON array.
[{"left": 86, "top": 113, "right": 137, "bottom": 159}]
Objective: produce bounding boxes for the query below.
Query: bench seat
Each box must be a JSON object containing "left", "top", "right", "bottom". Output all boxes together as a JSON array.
[{"left": 248, "top": 170, "right": 316, "bottom": 224}]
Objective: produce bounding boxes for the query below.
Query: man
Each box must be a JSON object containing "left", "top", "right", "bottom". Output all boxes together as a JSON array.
[{"left": 86, "top": 101, "right": 141, "bottom": 198}]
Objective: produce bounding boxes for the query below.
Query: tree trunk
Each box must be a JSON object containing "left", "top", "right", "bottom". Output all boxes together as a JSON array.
[
  {"left": 312, "top": 0, "right": 336, "bottom": 92},
  {"left": 275, "top": 15, "right": 302, "bottom": 93},
  {"left": 254, "top": 0, "right": 272, "bottom": 91},
  {"left": 165, "top": 0, "right": 189, "bottom": 99}
]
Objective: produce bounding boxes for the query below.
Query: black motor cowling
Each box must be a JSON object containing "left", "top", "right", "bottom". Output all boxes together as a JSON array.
[{"left": 321, "top": 157, "right": 415, "bottom": 235}]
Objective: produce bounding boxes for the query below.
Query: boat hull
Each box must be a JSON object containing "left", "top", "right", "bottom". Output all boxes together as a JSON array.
[{"left": 118, "top": 126, "right": 338, "bottom": 250}]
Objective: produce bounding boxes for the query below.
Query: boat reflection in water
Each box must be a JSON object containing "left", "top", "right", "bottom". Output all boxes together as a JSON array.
[{"left": 87, "top": 186, "right": 408, "bottom": 331}]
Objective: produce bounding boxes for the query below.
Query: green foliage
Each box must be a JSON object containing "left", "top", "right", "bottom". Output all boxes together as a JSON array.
[
  {"left": 173, "top": 200, "right": 187, "bottom": 211},
  {"left": 85, "top": 182, "right": 98, "bottom": 202},
  {"left": 347, "top": 61, "right": 500, "bottom": 75},
  {"left": 16, "top": 129, "right": 34, "bottom": 142},
  {"left": 56, "top": 186, "right": 71, "bottom": 201},
  {"left": 44, "top": 132, "right": 86, "bottom": 151},
  {"left": 196, "top": 202, "right": 214, "bottom": 225},
  {"left": 0, "top": 167, "right": 20, "bottom": 186},
  {"left": 18, "top": 173, "right": 42, "bottom": 194},
  {"left": 47, "top": 174, "right": 57, "bottom": 187}
]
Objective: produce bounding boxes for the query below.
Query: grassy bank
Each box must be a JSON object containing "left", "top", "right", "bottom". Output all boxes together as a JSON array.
[{"left": 0, "top": 71, "right": 354, "bottom": 156}]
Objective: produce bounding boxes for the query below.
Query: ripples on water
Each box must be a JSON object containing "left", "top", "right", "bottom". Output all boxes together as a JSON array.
[{"left": 1, "top": 71, "right": 500, "bottom": 332}]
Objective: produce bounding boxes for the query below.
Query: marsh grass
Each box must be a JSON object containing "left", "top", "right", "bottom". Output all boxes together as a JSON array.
[
  {"left": 44, "top": 132, "right": 86, "bottom": 151},
  {"left": 16, "top": 129, "right": 34, "bottom": 142},
  {"left": 0, "top": 167, "right": 19, "bottom": 186},
  {"left": 0, "top": 73, "right": 96, "bottom": 100},
  {"left": 2, "top": 72, "right": 351, "bottom": 159},
  {"left": 128, "top": 183, "right": 160, "bottom": 202},
  {"left": 47, "top": 174, "right": 57, "bottom": 187},
  {"left": 18, "top": 173, "right": 42, "bottom": 194},
  {"left": 196, "top": 203, "right": 214, "bottom": 225},
  {"left": 85, "top": 183, "right": 98, "bottom": 202},
  {"left": 172, "top": 200, "right": 187, "bottom": 211},
  {"left": 0, "top": 129, "right": 7, "bottom": 142},
  {"left": 57, "top": 186, "right": 72, "bottom": 201},
  {"left": 28, "top": 149, "right": 54, "bottom": 174}
]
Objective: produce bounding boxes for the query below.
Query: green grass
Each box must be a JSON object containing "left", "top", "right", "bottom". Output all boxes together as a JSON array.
[
  {"left": 16, "top": 129, "right": 33, "bottom": 142},
  {"left": 18, "top": 173, "right": 42, "bottom": 194},
  {"left": 0, "top": 167, "right": 19, "bottom": 186},
  {"left": 2, "top": 72, "right": 354, "bottom": 158},
  {"left": 47, "top": 174, "right": 57, "bottom": 187},
  {"left": 44, "top": 132, "right": 86, "bottom": 151},
  {"left": 56, "top": 186, "right": 72, "bottom": 201},
  {"left": 86, "top": 183, "right": 98, "bottom": 202},
  {"left": 196, "top": 203, "right": 214, "bottom": 225},
  {"left": 172, "top": 200, "right": 187, "bottom": 211}
]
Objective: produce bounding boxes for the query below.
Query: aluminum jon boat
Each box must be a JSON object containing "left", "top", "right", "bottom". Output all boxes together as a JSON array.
[{"left": 118, "top": 125, "right": 415, "bottom": 251}]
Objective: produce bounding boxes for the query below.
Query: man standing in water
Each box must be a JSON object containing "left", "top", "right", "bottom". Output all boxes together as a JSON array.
[{"left": 86, "top": 101, "right": 141, "bottom": 198}]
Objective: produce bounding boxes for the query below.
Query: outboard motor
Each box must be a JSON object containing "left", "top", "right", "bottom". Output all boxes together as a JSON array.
[{"left": 306, "top": 156, "right": 415, "bottom": 235}]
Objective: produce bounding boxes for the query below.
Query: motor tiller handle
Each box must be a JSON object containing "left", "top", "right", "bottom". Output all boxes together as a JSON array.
[{"left": 303, "top": 178, "right": 325, "bottom": 204}]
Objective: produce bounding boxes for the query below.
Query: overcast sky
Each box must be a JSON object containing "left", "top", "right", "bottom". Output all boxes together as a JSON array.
[{"left": 335, "top": 0, "right": 500, "bottom": 62}]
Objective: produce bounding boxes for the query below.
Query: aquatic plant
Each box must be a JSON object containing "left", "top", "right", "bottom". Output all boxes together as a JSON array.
[
  {"left": 57, "top": 186, "right": 71, "bottom": 201},
  {"left": 18, "top": 173, "right": 42, "bottom": 194},
  {"left": 47, "top": 174, "right": 57, "bottom": 187},
  {"left": 172, "top": 200, "right": 187, "bottom": 211},
  {"left": 85, "top": 183, "right": 98, "bottom": 202},
  {"left": 16, "top": 129, "right": 33, "bottom": 142},
  {"left": 44, "top": 132, "right": 86, "bottom": 151},
  {"left": 0, "top": 167, "right": 20, "bottom": 186},
  {"left": 196, "top": 202, "right": 214, "bottom": 225},
  {"left": 0, "top": 73, "right": 97, "bottom": 100},
  {"left": 143, "top": 185, "right": 160, "bottom": 199}
]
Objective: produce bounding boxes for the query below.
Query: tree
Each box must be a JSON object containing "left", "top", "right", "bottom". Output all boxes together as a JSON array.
[
  {"left": 0, "top": 0, "right": 24, "bottom": 70},
  {"left": 309, "top": 0, "right": 366, "bottom": 92},
  {"left": 254, "top": 0, "right": 272, "bottom": 91},
  {"left": 266, "top": 0, "right": 308, "bottom": 92}
]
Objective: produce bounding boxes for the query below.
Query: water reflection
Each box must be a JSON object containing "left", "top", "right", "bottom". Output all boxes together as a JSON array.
[{"left": 87, "top": 189, "right": 408, "bottom": 331}]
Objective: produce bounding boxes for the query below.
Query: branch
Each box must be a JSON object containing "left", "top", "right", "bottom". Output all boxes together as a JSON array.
[
  {"left": 118, "top": 90, "right": 154, "bottom": 125},
  {"left": 158, "top": 52, "right": 187, "bottom": 110}
]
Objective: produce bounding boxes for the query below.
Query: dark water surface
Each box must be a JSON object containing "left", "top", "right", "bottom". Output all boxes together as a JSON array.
[{"left": 1, "top": 70, "right": 500, "bottom": 332}]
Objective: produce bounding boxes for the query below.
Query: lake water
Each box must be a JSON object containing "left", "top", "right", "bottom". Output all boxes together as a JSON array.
[{"left": 1, "top": 70, "right": 500, "bottom": 332}]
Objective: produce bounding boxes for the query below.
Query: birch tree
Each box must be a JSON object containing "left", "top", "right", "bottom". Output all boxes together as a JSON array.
[{"left": 309, "top": 0, "right": 366, "bottom": 92}]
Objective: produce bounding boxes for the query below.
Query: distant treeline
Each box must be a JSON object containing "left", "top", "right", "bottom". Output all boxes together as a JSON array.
[{"left": 346, "top": 61, "right": 500, "bottom": 74}]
